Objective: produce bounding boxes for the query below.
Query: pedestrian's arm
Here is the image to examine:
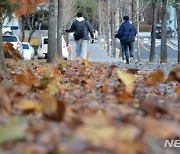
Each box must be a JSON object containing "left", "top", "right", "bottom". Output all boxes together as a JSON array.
[
  {"left": 117, "top": 25, "right": 123, "bottom": 37},
  {"left": 86, "top": 21, "right": 94, "bottom": 38},
  {"left": 65, "top": 22, "right": 75, "bottom": 32}
]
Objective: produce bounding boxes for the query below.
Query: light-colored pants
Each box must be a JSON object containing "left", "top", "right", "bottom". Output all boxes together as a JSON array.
[{"left": 75, "top": 39, "right": 87, "bottom": 59}]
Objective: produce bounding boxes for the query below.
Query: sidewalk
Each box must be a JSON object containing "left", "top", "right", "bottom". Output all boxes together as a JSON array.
[
  {"left": 69, "top": 40, "right": 121, "bottom": 63},
  {"left": 69, "top": 40, "right": 177, "bottom": 75}
]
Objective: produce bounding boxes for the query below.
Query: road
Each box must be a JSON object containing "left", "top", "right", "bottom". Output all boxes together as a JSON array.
[{"left": 116, "top": 36, "right": 178, "bottom": 62}]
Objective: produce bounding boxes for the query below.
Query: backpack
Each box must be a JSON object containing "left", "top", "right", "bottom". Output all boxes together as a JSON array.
[
  {"left": 73, "top": 20, "right": 86, "bottom": 40},
  {"left": 122, "top": 24, "right": 132, "bottom": 45}
]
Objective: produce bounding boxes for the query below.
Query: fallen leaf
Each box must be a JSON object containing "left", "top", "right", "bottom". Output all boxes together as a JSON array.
[
  {"left": 15, "top": 68, "right": 38, "bottom": 86},
  {"left": 15, "top": 99, "right": 42, "bottom": 112},
  {"left": 39, "top": 93, "right": 65, "bottom": 121},
  {"left": 146, "top": 70, "right": 164, "bottom": 86},
  {"left": 0, "top": 118, "right": 26, "bottom": 143},
  {"left": 117, "top": 69, "right": 135, "bottom": 94},
  {"left": 37, "top": 67, "right": 48, "bottom": 74}
]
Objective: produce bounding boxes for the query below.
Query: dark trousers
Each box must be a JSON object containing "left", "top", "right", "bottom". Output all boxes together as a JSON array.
[{"left": 121, "top": 41, "right": 134, "bottom": 63}]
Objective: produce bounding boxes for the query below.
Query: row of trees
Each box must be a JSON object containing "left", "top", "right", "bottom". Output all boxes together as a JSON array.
[{"left": 97, "top": 0, "right": 180, "bottom": 63}]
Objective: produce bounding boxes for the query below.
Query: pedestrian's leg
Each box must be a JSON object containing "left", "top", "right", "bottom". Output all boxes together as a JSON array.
[
  {"left": 129, "top": 42, "right": 134, "bottom": 58},
  {"left": 123, "top": 43, "right": 129, "bottom": 64},
  {"left": 121, "top": 42, "right": 125, "bottom": 61},
  {"left": 76, "top": 40, "right": 81, "bottom": 57},
  {"left": 129, "top": 42, "right": 135, "bottom": 63},
  {"left": 80, "top": 40, "right": 88, "bottom": 59}
]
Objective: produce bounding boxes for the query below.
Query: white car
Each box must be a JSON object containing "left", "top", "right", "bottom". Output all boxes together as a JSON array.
[
  {"left": 2, "top": 25, "right": 12, "bottom": 35},
  {"left": 22, "top": 42, "right": 34, "bottom": 60},
  {"left": 37, "top": 36, "right": 69, "bottom": 59},
  {"left": 2, "top": 35, "right": 23, "bottom": 56}
]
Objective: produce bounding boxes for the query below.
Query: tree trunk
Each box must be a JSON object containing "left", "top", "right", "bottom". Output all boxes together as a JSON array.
[
  {"left": 21, "top": 18, "right": 25, "bottom": 42},
  {"left": 149, "top": 0, "right": 158, "bottom": 62},
  {"left": 47, "top": 0, "right": 58, "bottom": 63},
  {"left": 106, "top": 0, "right": 110, "bottom": 56},
  {"left": 0, "top": 23, "right": 8, "bottom": 81},
  {"left": 131, "top": 0, "right": 136, "bottom": 22},
  {"left": 160, "top": 0, "right": 167, "bottom": 63},
  {"left": 137, "top": 0, "right": 141, "bottom": 62},
  {"left": 176, "top": 0, "right": 180, "bottom": 63},
  {"left": 57, "top": 0, "right": 63, "bottom": 59},
  {"left": 98, "top": 0, "right": 102, "bottom": 44}
]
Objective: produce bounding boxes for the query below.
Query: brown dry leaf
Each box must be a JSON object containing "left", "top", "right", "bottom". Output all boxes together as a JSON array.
[
  {"left": 3, "top": 43, "right": 21, "bottom": 61},
  {"left": 79, "top": 65, "right": 86, "bottom": 75},
  {"left": 140, "top": 117, "right": 180, "bottom": 138},
  {"left": 15, "top": 68, "right": 38, "bottom": 86},
  {"left": 25, "top": 144, "right": 48, "bottom": 154},
  {"left": 117, "top": 125, "right": 141, "bottom": 141},
  {"left": 167, "top": 65, "right": 180, "bottom": 82},
  {"left": 100, "top": 79, "right": 109, "bottom": 93},
  {"left": 116, "top": 92, "right": 134, "bottom": 104},
  {"left": 175, "top": 84, "right": 180, "bottom": 95},
  {"left": 139, "top": 98, "right": 169, "bottom": 117},
  {"left": 84, "top": 78, "right": 94, "bottom": 92},
  {"left": 0, "top": 74, "right": 3, "bottom": 83},
  {"left": 0, "top": 86, "right": 14, "bottom": 112},
  {"left": 117, "top": 141, "right": 146, "bottom": 154},
  {"left": 146, "top": 70, "right": 164, "bottom": 86},
  {"left": 126, "top": 68, "right": 139, "bottom": 75},
  {"left": 39, "top": 93, "right": 65, "bottom": 121},
  {"left": 37, "top": 67, "right": 48, "bottom": 75},
  {"left": 76, "top": 114, "right": 116, "bottom": 145},
  {"left": 50, "top": 67, "right": 62, "bottom": 79}
]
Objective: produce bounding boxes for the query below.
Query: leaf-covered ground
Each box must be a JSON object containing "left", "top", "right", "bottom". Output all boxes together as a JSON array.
[{"left": 0, "top": 59, "right": 180, "bottom": 154}]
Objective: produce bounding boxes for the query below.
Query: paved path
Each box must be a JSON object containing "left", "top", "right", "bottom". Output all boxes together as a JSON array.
[
  {"left": 69, "top": 40, "right": 178, "bottom": 75},
  {"left": 69, "top": 40, "right": 121, "bottom": 63}
]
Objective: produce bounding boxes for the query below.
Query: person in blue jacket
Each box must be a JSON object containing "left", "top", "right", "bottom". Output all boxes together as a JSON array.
[{"left": 115, "top": 16, "right": 137, "bottom": 64}]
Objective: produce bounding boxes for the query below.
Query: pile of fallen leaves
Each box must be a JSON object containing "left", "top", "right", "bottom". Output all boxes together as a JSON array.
[{"left": 0, "top": 59, "right": 180, "bottom": 154}]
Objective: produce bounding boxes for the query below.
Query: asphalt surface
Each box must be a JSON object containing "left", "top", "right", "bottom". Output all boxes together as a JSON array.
[{"left": 69, "top": 36, "right": 178, "bottom": 75}]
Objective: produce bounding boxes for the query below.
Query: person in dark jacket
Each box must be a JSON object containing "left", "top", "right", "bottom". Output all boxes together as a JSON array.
[
  {"left": 115, "top": 16, "right": 137, "bottom": 64},
  {"left": 65, "top": 12, "right": 94, "bottom": 60}
]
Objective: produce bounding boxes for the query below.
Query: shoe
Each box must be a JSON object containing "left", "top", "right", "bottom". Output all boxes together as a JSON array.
[
  {"left": 130, "top": 57, "right": 134, "bottom": 63},
  {"left": 122, "top": 60, "right": 126, "bottom": 64}
]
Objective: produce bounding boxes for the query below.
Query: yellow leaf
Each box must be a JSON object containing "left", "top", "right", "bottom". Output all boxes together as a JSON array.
[
  {"left": 48, "top": 83, "right": 58, "bottom": 95},
  {"left": 117, "top": 69, "right": 136, "bottom": 86},
  {"left": 176, "top": 84, "right": 180, "bottom": 96},
  {"left": 15, "top": 100, "right": 42, "bottom": 112},
  {"left": 38, "top": 77, "right": 49, "bottom": 90},
  {"left": 83, "top": 59, "right": 89, "bottom": 67},
  {"left": 62, "top": 62, "right": 67, "bottom": 68}
]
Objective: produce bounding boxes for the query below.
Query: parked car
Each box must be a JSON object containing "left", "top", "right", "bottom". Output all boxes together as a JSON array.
[
  {"left": 156, "top": 25, "right": 174, "bottom": 39},
  {"left": 22, "top": 42, "right": 34, "bottom": 60},
  {"left": 37, "top": 36, "right": 69, "bottom": 59},
  {"left": 2, "top": 25, "right": 12, "bottom": 35},
  {"left": 2, "top": 35, "right": 23, "bottom": 55}
]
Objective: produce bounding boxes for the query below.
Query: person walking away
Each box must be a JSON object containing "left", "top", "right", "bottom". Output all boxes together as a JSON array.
[
  {"left": 115, "top": 16, "right": 137, "bottom": 64},
  {"left": 65, "top": 12, "right": 94, "bottom": 60}
]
